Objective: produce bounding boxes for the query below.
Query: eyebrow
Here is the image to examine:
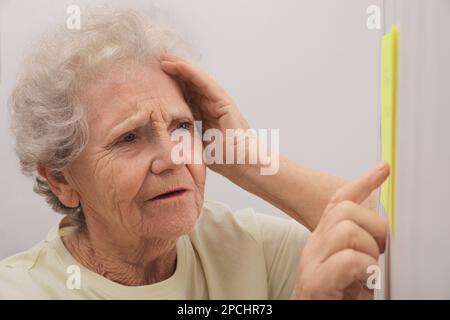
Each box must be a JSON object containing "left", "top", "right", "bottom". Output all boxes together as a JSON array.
[
  {"left": 105, "top": 103, "right": 193, "bottom": 143},
  {"left": 105, "top": 107, "right": 149, "bottom": 143}
]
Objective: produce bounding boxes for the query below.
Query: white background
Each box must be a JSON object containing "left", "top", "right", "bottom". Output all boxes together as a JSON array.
[{"left": 0, "top": 0, "right": 381, "bottom": 259}]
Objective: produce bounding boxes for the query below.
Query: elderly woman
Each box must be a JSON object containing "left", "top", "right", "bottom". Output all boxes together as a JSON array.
[{"left": 0, "top": 10, "right": 388, "bottom": 299}]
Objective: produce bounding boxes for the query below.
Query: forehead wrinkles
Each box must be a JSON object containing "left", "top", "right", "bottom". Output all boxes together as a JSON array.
[
  {"left": 115, "top": 100, "right": 151, "bottom": 131},
  {"left": 85, "top": 63, "right": 185, "bottom": 114},
  {"left": 84, "top": 72, "right": 191, "bottom": 140},
  {"left": 105, "top": 97, "right": 181, "bottom": 142},
  {"left": 137, "top": 98, "right": 185, "bottom": 139}
]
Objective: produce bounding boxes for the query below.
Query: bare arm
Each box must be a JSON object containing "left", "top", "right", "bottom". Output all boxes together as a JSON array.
[{"left": 225, "top": 154, "right": 377, "bottom": 231}]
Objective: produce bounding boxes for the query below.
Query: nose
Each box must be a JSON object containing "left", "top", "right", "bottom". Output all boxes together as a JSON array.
[{"left": 151, "top": 137, "right": 183, "bottom": 175}]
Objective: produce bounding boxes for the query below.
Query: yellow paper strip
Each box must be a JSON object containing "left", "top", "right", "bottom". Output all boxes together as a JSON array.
[{"left": 380, "top": 25, "right": 399, "bottom": 235}]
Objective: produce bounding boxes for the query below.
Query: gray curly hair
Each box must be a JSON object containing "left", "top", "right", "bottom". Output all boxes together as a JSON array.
[{"left": 10, "top": 8, "right": 193, "bottom": 229}]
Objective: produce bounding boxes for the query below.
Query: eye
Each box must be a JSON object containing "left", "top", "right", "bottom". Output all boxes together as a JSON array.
[
  {"left": 176, "top": 121, "right": 192, "bottom": 131},
  {"left": 120, "top": 132, "right": 138, "bottom": 144}
]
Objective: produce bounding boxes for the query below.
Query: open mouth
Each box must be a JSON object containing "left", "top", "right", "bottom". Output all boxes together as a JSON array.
[{"left": 151, "top": 188, "right": 187, "bottom": 201}]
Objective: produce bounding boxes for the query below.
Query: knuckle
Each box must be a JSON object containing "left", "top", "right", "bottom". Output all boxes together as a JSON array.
[
  {"left": 366, "top": 213, "right": 388, "bottom": 251},
  {"left": 330, "top": 189, "right": 345, "bottom": 204},
  {"left": 324, "top": 200, "right": 355, "bottom": 223},
  {"left": 333, "top": 203, "right": 355, "bottom": 222},
  {"left": 336, "top": 200, "right": 355, "bottom": 213},
  {"left": 341, "top": 249, "right": 377, "bottom": 275},
  {"left": 338, "top": 219, "right": 359, "bottom": 238},
  {"left": 341, "top": 249, "right": 361, "bottom": 269}
]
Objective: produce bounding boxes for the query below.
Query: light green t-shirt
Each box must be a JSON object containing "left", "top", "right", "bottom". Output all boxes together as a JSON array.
[{"left": 0, "top": 200, "right": 310, "bottom": 299}]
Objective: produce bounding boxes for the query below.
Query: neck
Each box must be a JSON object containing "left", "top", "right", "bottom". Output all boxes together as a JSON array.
[{"left": 62, "top": 226, "right": 178, "bottom": 286}]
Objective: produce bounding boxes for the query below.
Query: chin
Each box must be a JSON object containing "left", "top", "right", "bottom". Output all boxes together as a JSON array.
[{"left": 139, "top": 198, "right": 200, "bottom": 239}]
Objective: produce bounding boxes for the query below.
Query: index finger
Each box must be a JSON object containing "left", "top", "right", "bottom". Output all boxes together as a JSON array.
[{"left": 327, "top": 161, "right": 390, "bottom": 211}]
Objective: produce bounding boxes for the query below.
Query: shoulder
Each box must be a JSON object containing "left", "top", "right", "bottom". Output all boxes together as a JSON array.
[
  {"left": 0, "top": 222, "right": 62, "bottom": 272},
  {"left": 0, "top": 242, "right": 45, "bottom": 270},
  {"left": 0, "top": 238, "right": 56, "bottom": 299}
]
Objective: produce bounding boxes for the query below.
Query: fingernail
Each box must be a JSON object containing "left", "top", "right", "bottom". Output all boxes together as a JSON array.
[{"left": 375, "top": 161, "right": 387, "bottom": 171}]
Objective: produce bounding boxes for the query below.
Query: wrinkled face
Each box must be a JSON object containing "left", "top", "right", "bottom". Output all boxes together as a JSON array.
[{"left": 64, "top": 61, "right": 206, "bottom": 241}]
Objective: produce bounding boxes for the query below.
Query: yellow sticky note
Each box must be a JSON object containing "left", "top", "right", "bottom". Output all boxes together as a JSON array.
[{"left": 380, "top": 25, "right": 399, "bottom": 234}]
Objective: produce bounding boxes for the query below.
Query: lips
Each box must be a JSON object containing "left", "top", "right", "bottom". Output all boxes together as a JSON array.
[{"left": 149, "top": 188, "right": 188, "bottom": 201}]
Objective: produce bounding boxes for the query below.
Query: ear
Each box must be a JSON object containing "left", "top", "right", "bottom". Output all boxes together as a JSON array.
[{"left": 37, "top": 162, "right": 80, "bottom": 208}]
